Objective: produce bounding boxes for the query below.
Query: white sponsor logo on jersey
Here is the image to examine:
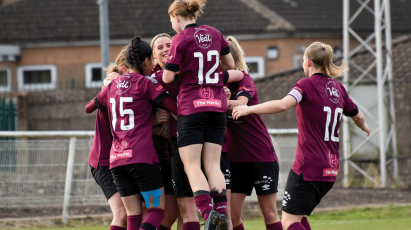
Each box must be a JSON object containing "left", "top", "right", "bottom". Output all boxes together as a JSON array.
[{"left": 325, "top": 80, "right": 340, "bottom": 104}]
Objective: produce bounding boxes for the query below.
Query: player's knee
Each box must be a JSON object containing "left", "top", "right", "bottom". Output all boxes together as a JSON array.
[{"left": 141, "top": 188, "right": 162, "bottom": 208}]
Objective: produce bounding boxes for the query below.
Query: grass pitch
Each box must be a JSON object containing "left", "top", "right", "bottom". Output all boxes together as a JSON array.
[{"left": 11, "top": 205, "right": 411, "bottom": 230}]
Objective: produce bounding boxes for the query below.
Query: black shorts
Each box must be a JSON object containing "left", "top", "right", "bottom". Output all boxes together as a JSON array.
[
  {"left": 90, "top": 165, "right": 118, "bottom": 200},
  {"left": 111, "top": 163, "right": 164, "bottom": 197},
  {"left": 282, "top": 170, "right": 334, "bottom": 216},
  {"left": 160, "top": 160, "right": 174, "bottom": 195},
  {"left": 170, "top": 139, "right": 193, "bottom": 198},
  {"left": 177, "top": 112, "right": 226, "bottom": 148},
  {"left": 231, "top": 162, "right": 279, "bottom": 196},
  {"left": 220, "top": 152, "right": 231, "bottom": 190}
]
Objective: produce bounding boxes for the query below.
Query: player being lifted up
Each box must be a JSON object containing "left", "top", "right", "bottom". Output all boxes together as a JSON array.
[
  {"left": 162, "top": 0, "right": 240, "bottom": 229},
  {"left": 87, "top": 36, "right": 178, "bottom": 230},
  {"left": 224, "top": 36, "right": 282, "bottom": 230},
  {"left": 232, "top": 42, "right": 370, "bottom": 230}
]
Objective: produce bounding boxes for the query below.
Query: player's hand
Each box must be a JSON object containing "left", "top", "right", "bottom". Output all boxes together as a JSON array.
[
  {"left": 153, "top": 109, "right": 170, "bottom": 125},
  {"left": 224, "top": 86, "right": 231, "bottom": 100},
  {"left": 103, "top": 72, "right": 120, "bottom": 87},
  {"left": 159, "top": 122, "right": 170, "bottom": 139},
  {"left": 232, "top": 105, "right": 251, "bottom": 120},
  {"left": 363, "top": 123, "right": 370, "bottom": 136},
  {"left": 171, "top": 112, "right": 178, "bottom": 120}
]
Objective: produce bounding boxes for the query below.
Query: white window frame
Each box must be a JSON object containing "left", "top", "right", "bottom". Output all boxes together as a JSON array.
[
  {"left": 293, "top": 55, "right": 303, "bottom": 68},
  {"left": 85, "top": 62, "right": 115, "bottom": 88},
  {"left": 0, "top": 67, "right": 12, "bottom": 93},
  {"left": 17, "top": 65, "right": 57, "bottom": 92},
  {"left": 244, "top": 56, "right": 265, "bottom": 78}
]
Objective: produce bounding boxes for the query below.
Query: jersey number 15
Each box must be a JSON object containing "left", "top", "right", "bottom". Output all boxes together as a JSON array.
[
  {"left": 194, "top": 50, "right": 219, "bottom": 85},
  {"left": 110, "top": 97, "right": 134, "bottom": 131}
]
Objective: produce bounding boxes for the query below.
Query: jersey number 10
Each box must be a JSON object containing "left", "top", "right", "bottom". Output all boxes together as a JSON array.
[
  {"left": 323, "top": 106, "right": 343, "bottom": 142},
  {"left": 110, "top": 97, "right": 135, "bottom": 131},
  {"left": 194, "top": 50, "right": 219, "bottom": 85}
]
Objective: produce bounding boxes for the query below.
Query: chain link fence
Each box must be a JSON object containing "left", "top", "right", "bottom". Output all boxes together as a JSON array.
[{"left": 0, "top": 130, "right": 298, "bottom": 220}]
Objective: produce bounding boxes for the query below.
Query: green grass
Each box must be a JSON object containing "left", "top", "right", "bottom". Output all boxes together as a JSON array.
[{"left": 10, "top": 205, "right": 411, "bottom": 230}]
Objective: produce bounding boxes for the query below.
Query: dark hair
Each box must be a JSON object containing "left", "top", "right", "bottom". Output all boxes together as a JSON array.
[{"left": 126, "top": 36, "right": 152, "bottom": 74}]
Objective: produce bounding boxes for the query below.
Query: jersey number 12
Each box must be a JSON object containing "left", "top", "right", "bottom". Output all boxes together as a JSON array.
[
  {"left": 110, "top": 97, "right": 135, "bottom": 131},
  {"left": 194, "top": 50, "right": 219, "bottom": 85},
  {"left": 323, "top": 106, "right": 342, "bottom": 142}
]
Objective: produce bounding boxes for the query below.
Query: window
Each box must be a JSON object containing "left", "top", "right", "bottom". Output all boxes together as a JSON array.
[
  {"left": 0, "top": 67, "right": 11, "bottom": 93},
  {"left": 293, "top": 55, "right": 303, "bottom": 68},
  {"left": 244, "top": 56, "right": 265, "bottom": 79},
  {"left": 17, "top": 65, "right": 56, "bottom": 91},
  {"left": 85, "top": 63, "right": 114, "bottom": 88}
]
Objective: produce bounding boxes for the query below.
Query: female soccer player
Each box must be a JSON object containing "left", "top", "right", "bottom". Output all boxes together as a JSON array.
[
  {"left": 232, "top": 42, "right": 370, "bottom": 230},
  {"left": 224, "top": 36, "right": 282, "bottom": 230},
  {"left": 86, "top": 36, "right": 178, "bottom": 230},
  {"left": 148, "top": 33, "right": 180, "bottom": 230},
  {"left": 150, "top": 32, "right": 199, "bottom": 230},
  {"left": 163, "top": 1, "right": 235, "bottom": 229},
  {"left": 87, "top": 45, "right": 130, "bottom": 230}
]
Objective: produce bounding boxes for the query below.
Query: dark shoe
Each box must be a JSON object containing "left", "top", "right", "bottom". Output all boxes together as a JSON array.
[
  {"left": 216, "top": 214, "right": 228, "bottom": 230},
  {"left": 204, "top": 210, "right": 221, "bottom": 230}
]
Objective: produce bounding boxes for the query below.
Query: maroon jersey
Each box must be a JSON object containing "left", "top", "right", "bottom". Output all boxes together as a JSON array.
[
  {"left": 290, "top": 73, "right": 357, "bottom": 182},
  {"left": 96, "top": 72, "right": 169, "bottom": 169},
  {"left": 226, "top": 73, "right": 279, "bottom": 163},
  {"left": 88, "top": 107, "right": 112, "bottom": 168},
  {"left": 165, "top": 24, "right": 230, "bottom": 116},
  {"left": 151, "top": 69, "right": 180, "bottom": 137}
]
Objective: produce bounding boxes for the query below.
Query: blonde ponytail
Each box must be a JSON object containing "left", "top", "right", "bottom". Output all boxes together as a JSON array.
[
  {"left": 306, "top": 41, "right": 347, "bottom": 78},
  {"left": 226, "top": 36, "right": 248, "bottom": 73},
  {"left": 168, "top": 0, "right": 206, "bottom": 19}
]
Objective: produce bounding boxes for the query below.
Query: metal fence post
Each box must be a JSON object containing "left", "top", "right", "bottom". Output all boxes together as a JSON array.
[{"left": 62, "top": 137, "right": 77, "bottom": 223}]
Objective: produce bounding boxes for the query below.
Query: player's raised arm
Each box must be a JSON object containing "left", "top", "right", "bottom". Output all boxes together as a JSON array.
[{"left": 232, "top": 96, "right": 296, "bottom": 119}]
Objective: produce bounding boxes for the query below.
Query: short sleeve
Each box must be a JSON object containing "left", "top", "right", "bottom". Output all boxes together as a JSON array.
[
  {"left": 340, "top": 83, "right": 358, "bottom": 116},
  {"left": 236, "top": 75, "right": 256, "bottom": 103},
  {"left": 165, "top": 35, "right": 184, "bottom": 72},
  {"left": 220, "top": 32, "right": 230, "bottom": 56},
  {"left": 96, "top": 85, "right": 109, "bottom": 107},
  {"left": 292, "top": 80, "right": 306, "bottom": 102},
  {"left": 143, "top": 76, "right": 169, "bottom": 105}
]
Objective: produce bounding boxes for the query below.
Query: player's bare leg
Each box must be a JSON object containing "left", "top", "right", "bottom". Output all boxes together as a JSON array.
[
  {"left": 203, "top": 142, "right": 229, "bottom": 229},
  {"left": 202, "top": 142, "right": 226, "bottom": 196},
  {"left": 179, "top": 144, "right": 209, "bottom": 192},
  {"left": 121, "top": 194, "right": 143, "bottom": 229},
  {"left": 141, "top": 187, "right": 166, "bottom": 230},
  {"left": 230, "top": 193, "right": 247, "bottom": 229},
  {"left": 226, "top": 189, "right": 233, "bottom": 230},
  {"left": 177, "top": 197, "right": 200, "bottom": 230},
  {"left": 257, "top": 193, "right": 282, "bottom": 229},
  {"left": 107, "top": 192, "right": 127, "bottom": 228},
  {"left": 160, "top": 194, "right": 178, "bottom": 229},
  {"left": 176, "top": 201, "right": 185, "bottom": 230},
  {"left": 281, "top": 211, "right": 305, "bottom": 230}
]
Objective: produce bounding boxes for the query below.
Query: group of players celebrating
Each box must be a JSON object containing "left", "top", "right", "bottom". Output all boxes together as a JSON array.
[{"left": 85, "top": 0, "right": 371, "bottom": 230}]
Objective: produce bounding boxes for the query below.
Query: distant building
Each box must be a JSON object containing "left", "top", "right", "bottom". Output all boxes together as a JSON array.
[{"left": 0, "top": 0, "right": 410, "bottom": 130}]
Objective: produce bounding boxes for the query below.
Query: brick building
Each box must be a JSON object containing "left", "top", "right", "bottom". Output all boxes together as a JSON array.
[{"left": 0, "top": 0, "right": 410, "bottom": 130}]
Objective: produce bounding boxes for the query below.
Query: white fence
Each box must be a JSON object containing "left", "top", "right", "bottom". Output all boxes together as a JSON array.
[{"left": 0, "top": 130, "right": 298, "bottom": 219}]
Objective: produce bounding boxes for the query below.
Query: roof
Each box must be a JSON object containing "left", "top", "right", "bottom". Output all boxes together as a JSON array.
[
  {"left": 257, "top": 0, "right": 411, "bottom": 34},
  {"left": 0, "top": 0, "right": 275, "bottom": 44},
  {"left": 1, "top": 0, "right": 411, "bottom": 44},
  {"left": 255, "top": 34, "right": 411, "bottom": 95}
]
